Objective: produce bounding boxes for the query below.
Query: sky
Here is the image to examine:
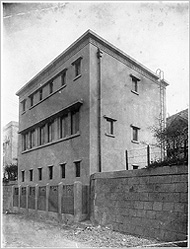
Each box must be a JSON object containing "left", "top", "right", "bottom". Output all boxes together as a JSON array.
[{"left": 2, "top": 1, "right": 189, "bottom": 127}]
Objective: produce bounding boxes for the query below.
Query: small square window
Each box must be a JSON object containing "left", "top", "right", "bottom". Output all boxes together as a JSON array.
[
  {"left": 39, "top": 89, "right": 43, "bottom": 101},
  {"left": 29, "top": 169, "right": 33, "bottom": 181},
  {"left": 75, "top": 161, "right": 80, "bottom": 177},
  {"left": 60, "top": 163, "right": 66, "bottom": 178},
  {"left": 48, "top": 166, "right": 53, "bottom": 180},
  {"left": 21, "top": 170, "right": 25, "bottom": 182},
  {"left": 38, "top": 168, "right": 42, "bottom": 181}
]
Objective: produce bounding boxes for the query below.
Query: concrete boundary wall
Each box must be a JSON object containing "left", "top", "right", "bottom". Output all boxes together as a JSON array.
[{"left": 90, "top": 165, "right": 188, "bottom": 242}]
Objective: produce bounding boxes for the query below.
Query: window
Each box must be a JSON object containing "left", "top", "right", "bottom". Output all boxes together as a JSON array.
[
  {"left": 60, "top": 163, "right": 66, "bottom": 178},
  {"left": 72, "top": 57, "right": 82, "bottom": 78},
  {"left": 48, "top": 166, "right": 53, "bottom": 180},
  {"left": 38, "top": 168, "right": 42, "bottom": 181},
  {"left": 47, "top": 121, "right": 54, "bottom": 142},
  {"left": 71, "top": 110, "right": 79, "bottom": 135},
  {"left": 29, "top": 129, "right": 35, "bottom": 148},
  {"left": 133, "top": 165, "right": 139, "bottom": 170},
  {"left": 39, "top": 89, "right": 43, "bottom": 101},
  {"left": 30, "top": 95, "right": 34, "bottom": 107},
  {"left": 40, "top": 125, "right": 46, "bottom": 145},
  {"left": 61, "top": 70, "right": 67, "bottom": 86},
  {"left": 21, "top": 99, "right": 26, "bottom": 112},
  {"left": 104, "top": 116, "right": 117, "bottom": 137},
  {"left": 60, "top": 114, "right": 68, "bottom": 138},
  {"left": 29, "top": 169, "right": 33, "bottom": 181},
  {"left": 75, "top": 161, "right": 80, "bottom": 177},
  {"left": 131, "top": 125, "right": 140, "bottom": 142},
  {"left": 49, "top": 81, "right": 53, "bottom": 94},
  {"left": 130, "top": 74, "right": 140, "bottom": 93},
  {"left": 21, "top": 170, "right": 25, "bottom": 182},
  {"left": 23, "top": 133, "right": 28, "bottom": 151}
]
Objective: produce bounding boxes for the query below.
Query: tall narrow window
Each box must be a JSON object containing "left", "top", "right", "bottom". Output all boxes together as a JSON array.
[
  {"left": 72, "top": 57, "right": 82, "bottom": 78},
  {"left": 60, "top": 164, "right": 66, "bottom": 179},
  {"left": 71, "top": 110, "right": 79, "bottom": 135},
  {"left": 49, "top": 81, "right": 53, "bottom": 94},
  {"left": 48, "top": 166, "right": 53, "bottom": 180},
  {"left": 29, "top": 129, "right": 35, "bottom": 148},
  {"left": 60, "top": 114, "right": 68, "bottom": 138},
  {"left": 38, "top": 168, "right": 42, "bottom": 181},
  {"left": 131, "top": 125, "right": 140, "bottom": 142},
  {"left": 104, "top": 116, "right": 117, "bottom": 137},
  {"left": 75, "top": 161, "right": 80, "bottom": 177},
  {"left": 21, "top": 99, "right": 26, "bottom": 112},
  {"left": 39, "top": 89, "right": 43, "bottom": 101},
  {"left": 30, "top": 95, "right": 34, "bottom": 107},
  {"left": 29, "top": 169, "right": 33, "bottom": 181},
  {"left": 61, "top": 70, "right": 67, "bottom": 86},
  {"left": 21, "top": 170, "right": 25, "bottom": 182},
  {"left": 40, "top": 125, "right": 46, "bottom": 145},
  {"left": 47, "top": 121, "right": 54, "bottom": 142},
  {"left": 23, "top": 133, "right": 28, "bottom": 151},
  {"left": 130, "top": 74, "right": 140, "bottom": 93}
]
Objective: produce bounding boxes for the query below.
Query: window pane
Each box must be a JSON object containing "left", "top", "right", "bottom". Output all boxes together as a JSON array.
[
  {"left": 29, "top": 169, "right": 33, "bottom": 181},
  {"left": 50, "top": 82, "right": 53, "bottom": 94},
  {"left": 61, "top": 71, "right": 66, "bottom": 86},
  {"left": 60, "top": 164, "right": 65, "bottom": 178},
  {"left": 133, "top": 128, "right": 138, "bottom": 141},
  {"left": 39, "top": 89, "right": 43, "bottom": 101},
  {"left": 71, "top": 110, "right": 79, "bottom": 135},
  {"left": 21, "top": 171, "right": 25, "bottom": 182},
  {"left": 60, "top": 115, "right": 68, "bottom": 138},
  {"left": 38, "top": 168, "right": 42, "bottom": 181},
  {"left": 75, "top": 162, "right": 80, "bottom": 177},
  {"left": 48, "top": 121, "right": 54, "bottom": 142},
  {"left": 49, "top": 166, "right": 53, "bottom": 180}
]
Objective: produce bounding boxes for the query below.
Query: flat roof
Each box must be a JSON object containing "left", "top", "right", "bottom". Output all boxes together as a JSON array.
[{"left": 16, "top": 29, "right": 169, "bottom": 96}]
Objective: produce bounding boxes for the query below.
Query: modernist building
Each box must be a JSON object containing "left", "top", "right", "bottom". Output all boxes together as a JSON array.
[
  {"left": 16, "top": 30, "right": 168, "bottom": 186},
  {"left": 3, "top": 121, "right": 18, "bottom": 167}
]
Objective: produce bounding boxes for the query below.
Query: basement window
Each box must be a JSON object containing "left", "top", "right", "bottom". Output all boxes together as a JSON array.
[{"left": 133, "top": 165, "right": 139, "bottom": 170}]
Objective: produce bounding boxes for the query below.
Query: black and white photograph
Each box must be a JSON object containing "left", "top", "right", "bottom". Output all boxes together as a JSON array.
[{"left": 2, "top": 1, "right": 189, "bottom": 247}]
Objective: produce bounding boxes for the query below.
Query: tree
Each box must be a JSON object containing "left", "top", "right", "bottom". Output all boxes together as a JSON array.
[{"left": 3, "top": 163, "right": 18, "bottom": 182}]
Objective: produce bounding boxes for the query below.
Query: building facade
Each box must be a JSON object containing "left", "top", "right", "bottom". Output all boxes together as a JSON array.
[
  {"left": 16, "top": 30, "right": 168, "bottom": 186},
  {"left": 3, "top": 121, "right": 18, "bottom": 167}
]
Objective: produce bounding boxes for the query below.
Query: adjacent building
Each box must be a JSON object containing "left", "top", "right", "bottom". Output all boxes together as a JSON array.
[
  {"left": 166, "top": 109, "right": 188, "bottom": 159},
  {"left": 16, "top": 30, "right": 168, "bottom": 186},
  {"left": 3, "top": 121, "right": 19, "bottom": 167}
]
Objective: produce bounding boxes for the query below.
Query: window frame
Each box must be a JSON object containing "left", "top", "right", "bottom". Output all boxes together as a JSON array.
[
  {"left": 47, "top": 120, "right": 54, "bottom": 143},
  {"left": 38, "top": 167, "right": 42, "bottom": 181},
  {"left": 21, "top": 170, "right": 25, "bottom": 182},
  {"left": 104, "top": 116, "right": 117, "bottom": 137},
  {"left": 130, "top": 74, "right": 140, "bottom": 94},
  {"left": 61, "top": 70, "right": 67, "bottom": 86},
  {"left": 39, "top": 88, "right": 43, "bottom": 101},
  {"left": 29, "top": 169, "right": 33, "bottom": 181},
  {"left": 39, "top": 124, "right": 46, "bottom": 145},
  {"left": 131, "top": 125, "right": 140, "bottom": 142},
  {"left": 30, "top": 95, "right": 34, "bottom": 107},
  {"left": 21, "top": 99, "right": 26, "bottom": 113},
  {"left": 60, "top": 163, "right": 66, "bottom": 179},
  {"left": 75, "top": 161, "right": 81, "bottom": 178},
  {"left": 72, "top": 56, "right": 83, "bottom": 79},
  {"left": 71, "top": 109, "right": 80, "bottom": 135},
  {"left": 49, "top": 81, "right": 53, "bottom": 94},
  {"left": 48, "top": 165, "right": 53, "bottom": 180},
  {"left": 60, "top": 114, "right": 69, "bottom": 138}
]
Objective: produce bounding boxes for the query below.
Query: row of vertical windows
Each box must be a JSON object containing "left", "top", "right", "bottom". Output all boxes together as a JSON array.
[
  {"left": 21, "top": 162, "right": 80, "bottom": 182},
  {"left": 21, "top": 57, "right": 82, "bottom": 113},
  {"left": 22, "top": 109, "right": 80, "bottom": 151}
]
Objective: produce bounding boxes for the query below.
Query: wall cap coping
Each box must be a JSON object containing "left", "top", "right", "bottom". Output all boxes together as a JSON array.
[{"left": 90, "top": 165, "right": 188, "bottom": 180}]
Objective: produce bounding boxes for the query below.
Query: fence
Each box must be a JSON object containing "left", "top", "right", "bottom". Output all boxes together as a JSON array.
[{"left": 12, "top": 181, "right": 89, "bottom": 222}]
